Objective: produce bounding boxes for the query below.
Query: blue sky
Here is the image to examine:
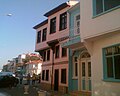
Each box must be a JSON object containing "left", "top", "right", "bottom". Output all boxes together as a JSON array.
[{"left": 0, "top": 0, "right": 68, "bottom": 69}]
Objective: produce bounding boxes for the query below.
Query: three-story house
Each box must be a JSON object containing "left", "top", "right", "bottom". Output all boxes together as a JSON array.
[{"left": 33, "top": 1, "right": 78, "bottom": 93}]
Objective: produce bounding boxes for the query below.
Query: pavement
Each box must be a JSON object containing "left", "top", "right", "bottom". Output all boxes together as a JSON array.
[{"left": 0, "top": 80, "right": 70, "bottom": 96}]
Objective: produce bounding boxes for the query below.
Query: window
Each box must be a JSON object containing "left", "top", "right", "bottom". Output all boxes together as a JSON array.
[
  {"left": 60, "top": 12, "right": 67, "bottom": 30},
  {"left": 50, "top": 17, "right": 56, "bottom": 34},
  {"left": 73, "top": 57, "right": 78, "bottom": 77},
  {"left": 46, "top": 70, "right": 49, "bottom": 81},
  {"left": 37, "top": 31, "right": 41, "bottom": 43},
  {"left": 74, "top": 14, "right": 80, "bottom": 36},
  {"left": 61, "top": 69, "right": 66, "bottom": 84},
  {"left": 42, "top": 49, "right": 50, "bottom": 61},
  {"left": 42, "top": 28, "right": 47, "bottom": 41},
  {"left": 62, "top": 48, "right": 67, "bottom": 57},
  {"left": 47, "top": 50, "right": 50, "bottom": 61},
  {"left": 55, "top": 45, "right": 59, "bottom": 58},
  {"left": 42, "top": 70, "right": 45, "bottom": 80},
  {"left": 43, "top": 51, "right": 46, "bottom": 61},
  {"left": 94, "top": 0, "right": 120, "bottom": 15},
  {"left": 103, "top": 44, "right": 120, "bottom": 81}
]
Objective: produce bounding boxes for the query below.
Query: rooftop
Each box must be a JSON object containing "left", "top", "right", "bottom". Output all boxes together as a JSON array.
[{"left": 33, "top": 19, "right": 48, "bottom": 29}]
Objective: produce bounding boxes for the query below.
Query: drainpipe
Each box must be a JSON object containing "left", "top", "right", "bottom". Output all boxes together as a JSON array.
[{"left": 51, "top": 46, "right": 55, "bottom": 90}]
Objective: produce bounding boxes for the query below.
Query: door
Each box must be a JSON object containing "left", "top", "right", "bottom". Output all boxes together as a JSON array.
[
  {"left": 81, "top": 59, "right": 91, "bottom": 91},
  {"left": 54, "top": 69, "right": 59, "bottom": 91}
]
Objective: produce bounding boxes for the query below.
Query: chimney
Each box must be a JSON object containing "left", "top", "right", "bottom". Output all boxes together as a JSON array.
[{"left": 66, "top": 0, "right": 79, "bottom": 6}]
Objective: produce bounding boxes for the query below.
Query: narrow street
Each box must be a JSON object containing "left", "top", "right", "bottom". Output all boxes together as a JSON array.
[
  {"left": 0, "top": 79, "right": 68, "bottom": 96},
  {"left": 0, "top": 80, "right": 38, "bottom": 96}
]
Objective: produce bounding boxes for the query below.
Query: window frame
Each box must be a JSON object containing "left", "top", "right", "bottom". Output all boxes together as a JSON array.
[
  {"left": 93, "top": 0, "right": 120, "bottom": 17},
  {"left": 42, "top": 49, "right": 50, "bottom": 62},
  {"left": 72, "top": 56, "right": 78, "bottom": 79},
  {"left": 46, "top": 70, "right": 49, "bottom": 81},
  {"left": 59, "top": 12, "right": 67, "bottom": 31},
  {"left": 42, "top": 28, "right": 47, "bottom": 42},
  {"left": 62, "top": 48, "right": 67, "bottom": 57},
  {"left": 37, "top": 31, "right": 41, "bottom": 43},
  {"left": 55, "top": 45, "right": 60, "bottom": 58},
  {"left": 42, "top": 51, "right": 46, "bottom": 61},
  {"left": 74, "top": 14, "right": 80, "bottom": 36},
  {"left": 103, "top": 43, "right": 120, "bottom": 82},
  {"left": 42, "top": 70, "right": 45, "bottom": 80},
  {"left": 50, "top": 17, "right": 56, "bottom": 34},
  {"left": 61, "top": 69, "right": 67, "bottom": 84},
  {"left": 47, "top": 49, "right": 50, "bottom": 61}
]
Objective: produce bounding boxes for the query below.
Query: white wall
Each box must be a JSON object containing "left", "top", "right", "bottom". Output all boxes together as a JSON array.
[
  {"left": 80, "top": 0, "right": 120, "bottom": 40},
  {"left": 91, "top": 31, "right": 120, "bottom": 96}
]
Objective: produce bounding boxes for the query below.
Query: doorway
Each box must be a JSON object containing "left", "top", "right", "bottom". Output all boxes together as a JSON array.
[{"left": 80, "top": 52, "right": 91, "bottom": 92}]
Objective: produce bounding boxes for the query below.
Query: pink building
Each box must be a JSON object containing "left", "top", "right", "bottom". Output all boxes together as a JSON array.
[{"left": 33, "top": 1, "right": 78, "bottom": 93}]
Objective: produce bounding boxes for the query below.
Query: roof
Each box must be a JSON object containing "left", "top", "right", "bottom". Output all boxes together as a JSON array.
[
  {"left": 33, "top": 19, "right": 48, "bottom": 29},
  {"left": 44, "top": 3, "right": 69, "bottom": 17},
  {"left": 26, "top": 60, "right": 42, "bottom": 65}
]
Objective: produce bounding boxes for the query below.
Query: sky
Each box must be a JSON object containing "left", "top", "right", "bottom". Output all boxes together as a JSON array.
[{"left": 0, "top": 0, "right": 68, "bottom": 69}]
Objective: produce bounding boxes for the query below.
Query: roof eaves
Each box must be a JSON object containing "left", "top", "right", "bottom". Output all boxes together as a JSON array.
[{"left": 33, "top": 19, "right": 48, "bottom": 29}]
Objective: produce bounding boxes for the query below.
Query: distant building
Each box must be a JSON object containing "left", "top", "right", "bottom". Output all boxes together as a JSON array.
[
  {"left": 2, "top": 52, "right": 42, "bottom": 76},
  {"left": 26, "top": 60, "right": 42, "bottom": 76}
]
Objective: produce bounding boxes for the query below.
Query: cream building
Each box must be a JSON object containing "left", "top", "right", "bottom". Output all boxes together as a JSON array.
[{"left": 80, "top": 0, "right": 120, "bottom": 96}]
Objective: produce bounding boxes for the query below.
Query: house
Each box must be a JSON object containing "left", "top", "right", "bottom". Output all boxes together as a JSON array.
[
  {"left": 63, "top": 0, "right": 120, "bottom": 96},
  {"left": 62, "top": 2, "right": 92, "bottom": 95},
  {"left": 80, "top": 0, "right": 120, "bottom": 96},
  {"left": 26, "top": 60, "right": 42, "bottom": 76},
  {"left": 33, "top": 1, "right": 78, "bottom": 93}
]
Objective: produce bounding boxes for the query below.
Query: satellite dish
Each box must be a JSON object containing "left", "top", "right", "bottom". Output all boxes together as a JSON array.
[{"left": 7, "top": 14, "right": 12, "bottom": 16}]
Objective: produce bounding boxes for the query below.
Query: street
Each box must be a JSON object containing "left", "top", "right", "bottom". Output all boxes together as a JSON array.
[
  {"left": 0, "top": 79, "right": 39, "bottom": 96},
  {"left": 0, "top": 79, "right": 67, "bottom": 96}
]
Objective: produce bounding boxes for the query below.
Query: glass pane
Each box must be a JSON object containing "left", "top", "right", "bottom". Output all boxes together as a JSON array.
[
  {"left": 96, "top": 0, "right": 103, "bottom": 14},
  {"left": 113, "top": 45, "right": 120, "bottom": 54},
  {"left": 106, "top": 57, "right": 113, "bottom": 78},
  {"left": 75, "top": 63, "right": 78, "bottom": 76},
  {"left": 46, "top": 70, "right": 49, "bottom": 81},
  {"left": 42, "top": 70, "right": 45, "bottom": 80},
  {"left": 88, "top": 62, "right": 91, "bottom": 77},
  {"left": 114, "top": 55, "right": 120, "bottom": 79},
  {"left": 76, "top": 15, "right": 80, "bottom": 20},
  {"left": 47, "top": 50, "right": 50, "bottom": 60},
  {"left": 105, "top": 47, "right": 112, "bottom": 56},
  {"left": 104, "top": 0, "right": 120, "bottom": 11},
  {"left": 74, "top": 57, "right": 77, "bottom": 62},
  {"left": 43, "top": 51, "right": 46, "bottom": 61},
  {"left": 61, "top": 69, "right": 66, "bottom": 83},
  {"left": 82, "top": 62, "right": 85, "bottom": 76}
]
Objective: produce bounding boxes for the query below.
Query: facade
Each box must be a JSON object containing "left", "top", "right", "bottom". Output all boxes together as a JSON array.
[
  {"left": 33, "top": 1, "right": 78, "bottom": 93},
  {"left": 80, "top": 0, "right": 120, "bottom": 96},
  {"left": 63, "top": 1, "right": 120, "bottom": 96},
  {"left": 62, "top": 2, "right": 91, "bottom": 95},
  {"left": 26, "top": 60, "right": 42, "bottom": 76}
]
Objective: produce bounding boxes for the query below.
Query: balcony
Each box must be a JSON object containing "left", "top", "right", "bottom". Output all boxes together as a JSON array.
[{"left": 62, "top": 28, "right": 83, "bottom": 49}]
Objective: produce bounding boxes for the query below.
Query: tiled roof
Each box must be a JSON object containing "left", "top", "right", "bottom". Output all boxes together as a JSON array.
[{"left": 26, "top": 60, "right": 42, "bottom": 64}]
